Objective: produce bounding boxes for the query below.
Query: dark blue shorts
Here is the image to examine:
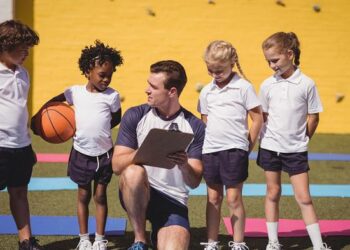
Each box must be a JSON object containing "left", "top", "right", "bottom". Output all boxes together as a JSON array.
[
  {"left": 119, "top": 187, "right": 189, "bottom": 246},
  {"left": 202, "top": 148, "right": 248, "bottom": 186},
  {"left": 68, "top": 147, "right": 113, "bottom": 186},
  {"left": 256, "top": 147, "right": 309, "bottom": 175},
  {"left": 0, "top": 145, "right": 37, "bottom": 190}
]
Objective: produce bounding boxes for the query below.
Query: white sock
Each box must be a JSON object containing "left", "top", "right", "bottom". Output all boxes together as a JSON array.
[
  {"left": 266, "top": 222, "right": 279, "bottom": 242},
  {"left": 79, "top": 233, "right": 89, "bottom": 241},
  {"left": 95, "top": 233, "right": 105, "bottom": 242},
  {"left": 306, "top": 223, "right": 323, "bottom": 249}
]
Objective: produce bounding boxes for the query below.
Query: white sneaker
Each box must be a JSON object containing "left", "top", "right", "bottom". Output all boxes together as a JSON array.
[
  {"left": 318, "top": 243, "right": 332, "bottom": 250},
  {"left": 228, "top": 241, "right": 249, "bottom": 250},
  {"left": 76, "top": 239, "right": 92, "bottom": 250},
  {"left": 200, "top": 241, "right": 219, "bottom": 250},
  {"left": 92, "top": 240, "right": 108, "bottom": 250},
  {"left": 266, "top": 240, "right": 282, "bottom": 250}
]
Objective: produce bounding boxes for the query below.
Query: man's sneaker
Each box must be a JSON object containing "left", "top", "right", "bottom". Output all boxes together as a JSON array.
[
  {"left": 228, "top": 241, "right": 249, "bottom": 250},
  {"left": 76, "top": 239, "right": 92, "bottom": 250},
  {"left": 200, "top": 241, "right": 219, "bottom": 250},
  {"left": 18, "top": 237, "right": 43, "bottom": 250},
  {"left": 128, "top": 241, "right": 148, "bottom": 250},
  {"left": 319, "top": 243, "right": 332, "bottom": 250},
  {"left": 266, "top": 240, "right": 282, "bottom": 250},
  {"left": 92, "top": 240, "right": 108, "bottom": 250}
]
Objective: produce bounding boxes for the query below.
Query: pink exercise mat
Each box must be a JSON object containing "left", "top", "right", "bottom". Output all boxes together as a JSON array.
[{"left": 36, "top": 153, "right": 69, "bottom": 163}]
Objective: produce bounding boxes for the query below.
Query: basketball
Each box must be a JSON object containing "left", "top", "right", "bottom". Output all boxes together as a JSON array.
[{"left": 35, "top": 102, "right": 76, "bottom": 143}]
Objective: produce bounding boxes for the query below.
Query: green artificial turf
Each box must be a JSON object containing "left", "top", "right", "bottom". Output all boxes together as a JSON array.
[{"left": 1, "top": 133, "right": 350, "bottom": 249}]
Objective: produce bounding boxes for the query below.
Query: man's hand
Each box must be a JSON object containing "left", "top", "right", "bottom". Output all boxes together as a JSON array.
[{"left": 167, "top": 151, "right": 188, "bottom": 168}]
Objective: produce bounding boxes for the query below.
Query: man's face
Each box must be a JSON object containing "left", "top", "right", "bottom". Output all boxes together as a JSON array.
[{"left": 145, "top": 72, "right": 171, "bottom": 108}]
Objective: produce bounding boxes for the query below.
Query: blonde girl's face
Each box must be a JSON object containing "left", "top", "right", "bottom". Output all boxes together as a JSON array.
[
  {"left": 263, "top": 46, "right": 295, "bottom": 79},
  {"left": 206, "top": 60, "right": 233, "bottom": 85}
]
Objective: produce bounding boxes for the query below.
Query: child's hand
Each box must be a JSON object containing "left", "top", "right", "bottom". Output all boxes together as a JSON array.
[{"left": 30, "top": 114, "right": 40, "bottom": 135}]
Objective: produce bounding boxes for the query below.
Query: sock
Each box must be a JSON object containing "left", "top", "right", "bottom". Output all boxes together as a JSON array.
[
  {"left": 79, "top": 233, "right": 89, "bottom": 241},
  {"left": 266, "top": 222, "right": 279, "bottom": 242},
  {"left": 306, "top": 223, "right": 323, "bottom": 249},
  {"left": 95, "top": 233, "right": 105, "bottom": 242}
]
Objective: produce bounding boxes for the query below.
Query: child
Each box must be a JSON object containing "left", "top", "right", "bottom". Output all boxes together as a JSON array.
[
  {"left": 32, "top": 40, "right": 123, "bottom": 250},
  {"left": 198, "top": 40, "right": 263, "bottom": 250},
  {"left": 0, "top": 20, "right": 42, "bottom": 250},
  {"left": 257, "top": 32, "right": 331, "bottom": 250}
]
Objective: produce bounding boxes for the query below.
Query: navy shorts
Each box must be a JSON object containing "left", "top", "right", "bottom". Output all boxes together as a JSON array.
[
  {"left": 68, "top": 148, "right": 113, "bottom": 186},
  {"left": 202, "top": 148, "right": 248, "bottom": 186},
  {"left": 256, "top": 147, "right": 309, "bottom": 175},
  {"left": 0, "top": 145, "right": 37, "bottom": 190},
  {"left": 119, "top": 187, "right": 190, "bottom": 246}
]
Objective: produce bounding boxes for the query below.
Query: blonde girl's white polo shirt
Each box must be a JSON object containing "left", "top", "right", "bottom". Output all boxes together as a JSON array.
[
  {"left": 0, "top": 63, "right": 31, "bottom": 148},
  {"left": 198, "top": 73, "right": 261, "bottom": 154},
  {"left": 259, "top": 68, "right": 323, "bottom": 153}
]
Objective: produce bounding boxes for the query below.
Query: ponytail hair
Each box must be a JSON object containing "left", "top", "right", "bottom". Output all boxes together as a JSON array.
[
  {"left": 204, "top": 40, "right": 250, "bottom": 81},
  {"left": 262, "top": 32, "right": 301, "bottom": 66}
]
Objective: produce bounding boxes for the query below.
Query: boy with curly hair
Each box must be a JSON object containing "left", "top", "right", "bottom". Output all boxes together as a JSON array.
[
  {"left": 32, "top": 40, "right": 123, "bottom": 250},
  {"left": 0, "top": 20, "right": 42, "bottom": 250}
]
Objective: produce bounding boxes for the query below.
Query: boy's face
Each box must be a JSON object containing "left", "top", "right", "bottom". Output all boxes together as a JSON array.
[
  {"left": 1, "top": 45, "right": 30, "bottom": 69},
  {"left": 86, "top": 60, "right": 114, "bottom": 92}
]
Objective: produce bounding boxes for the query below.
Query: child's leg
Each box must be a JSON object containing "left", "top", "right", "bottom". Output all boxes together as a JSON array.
[
  {"left": 8, "top": 186, "right": 31, "bottom": 242},
  {"left": 206, "top": 183, "right": 224, "bottom": 242},
  {"left": 226, "top": 183, "right": 245, "bottom": 242},
  {"left": 93, "top": 182, "right": 108, "bottom": 236},
  {"left": 290, "top": 172, "right": 324, "bottom": 249},
  {"left": 77, "top": 184, "right": 92, "bottom": 234}
]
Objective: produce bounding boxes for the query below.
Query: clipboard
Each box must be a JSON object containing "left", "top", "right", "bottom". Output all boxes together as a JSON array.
[{"left": 133, "top": 128, "right": 194, "bottom": 169}]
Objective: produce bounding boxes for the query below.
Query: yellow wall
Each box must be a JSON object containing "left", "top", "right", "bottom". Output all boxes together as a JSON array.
[{"left": 16, "top": 0, "right": 350, "bottom": 133}]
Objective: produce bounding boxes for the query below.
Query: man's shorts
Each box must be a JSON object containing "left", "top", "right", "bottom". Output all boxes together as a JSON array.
[
  {"left": 0, "top": 145, "right": 37, "bottom": 190},
  {"left": 68, "top": 147, "right": 113, "bottom": 186},
  {"left": 119, "top": 186, "right": 190, "bottom": 247},
  {"left": 256, "top": 147, "right": 309, "bottom": 175},
  {"left": 202, "top": 148, "right": 248, "bottom": 186}
]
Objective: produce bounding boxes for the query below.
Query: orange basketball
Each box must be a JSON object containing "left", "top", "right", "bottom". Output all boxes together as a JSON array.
[{"left": 35, "top": 102, "right": 76, "bottom": 144}]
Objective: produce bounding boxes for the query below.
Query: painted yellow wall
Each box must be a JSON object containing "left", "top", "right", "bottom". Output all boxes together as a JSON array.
[{"left": 16, "top": 0, "right": 350, "bottom": 133}]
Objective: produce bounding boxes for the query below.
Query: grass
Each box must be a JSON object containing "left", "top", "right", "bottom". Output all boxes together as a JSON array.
[{"left": 1, "top": 132, "right": 350, "bottom": 249}]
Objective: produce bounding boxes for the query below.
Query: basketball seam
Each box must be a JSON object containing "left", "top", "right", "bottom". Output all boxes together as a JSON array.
[{"left": 45, "top": 108, "right": 75, "bottom": 143}]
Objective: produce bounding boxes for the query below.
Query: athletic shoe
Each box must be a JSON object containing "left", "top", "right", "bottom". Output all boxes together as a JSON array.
[
  {"left": 319, "top": 243, "right": 332, "bottom": 250},
  {"left": 18, "top": 237, "right": 43, "bottom": 250},
  {"left": 200, "top": 241, "right": 219, "bottom": 250},
  {"left": 92, "top": 240, "right": 108, "bottom": 250},
  {"left": 228, "top": 241, "right": 249, "bottom": 250},
  {"left": 266, "top": 240, "right": 282, "bottom": 250},
  {"left": 76, "top": 239, "right": 92, "bottom": 250},
  {"left": 128, "top": 241, "right": 148, "bottom": 250}
]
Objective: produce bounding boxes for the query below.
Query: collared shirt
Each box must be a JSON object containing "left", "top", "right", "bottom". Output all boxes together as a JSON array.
[
  {"left": 259, "top": 68, "right": 323, "bottom": 153},
  {"left": 198, "top": 73, "right": 261, "bottom": 153},
  {"left": 0, "top": 63, "right": 31, "bottom": 148}
]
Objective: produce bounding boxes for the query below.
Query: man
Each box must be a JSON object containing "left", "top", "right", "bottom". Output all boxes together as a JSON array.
[{"left": 112, "top": 60, "right": 205, "bottom": 250}]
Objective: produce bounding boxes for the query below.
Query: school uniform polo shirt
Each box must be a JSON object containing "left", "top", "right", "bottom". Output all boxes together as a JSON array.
[
  {"left": 0, "top": 63, "right": 31, "bottom": 148},
  {"left": 116, "top": 104, "right": 205, "bottom": 206},
  {"left": 259, "top": 68, "right": 323, "bottom": 153},
  {"left": 198, "top": 73, "right": 261, "bottom": 154}
]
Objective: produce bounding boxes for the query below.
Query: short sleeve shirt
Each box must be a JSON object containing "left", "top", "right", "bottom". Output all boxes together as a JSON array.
[
  {"left": 64, "top": 85, "right": 121, "bottom": 156},
  {"left": 197, "top": 73, "right": 261, "bottom": 153},
  {"left": 259, "top": 68, "right": 323, "bottom": 153},
  {"left": 0, "top": 63, "right": 31, "bottom": 148},
  {"left": 116, "top": 104, "right": 205, "bottom": 206}
]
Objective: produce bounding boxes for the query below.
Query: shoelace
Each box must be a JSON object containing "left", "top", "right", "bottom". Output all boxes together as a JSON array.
[
  {"left": 228, "top": 241, "right": 249, "bottom": 250},
  {"left": 200, "top": 241, "right": 219, "bottom": 250},
  {"left": 321, "top": 243, "right": 332, "bottom": 250},
  {"left": 76, "top": 240, "right": 91, "bottom": 250},
  {"left": 130, "top": 242, "right": 147, "bottom": 250},
  {"left": 267, "top": 241, "right": 282, "bottom": 250},
  {"left": 93, "top": 240, "right": 108, "bottom": 250}
]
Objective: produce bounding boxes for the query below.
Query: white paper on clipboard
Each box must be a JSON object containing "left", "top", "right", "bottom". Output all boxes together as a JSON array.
[{"left": 133, "top": 128, "right": 194, "bottom": 169}]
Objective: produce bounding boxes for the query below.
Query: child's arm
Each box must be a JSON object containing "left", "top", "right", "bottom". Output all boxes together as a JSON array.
[
  {"left": 201, "top": 114, "right": 207, "bottom": 124},
  {"left": 111, "top": 108, "right": 122, "bottom": 129},
  {"left": 248, "top": 106, "right": 263, "bottom": 153},
  {"left": 306, "top": 113, "right": 320, "bottom": 139}
]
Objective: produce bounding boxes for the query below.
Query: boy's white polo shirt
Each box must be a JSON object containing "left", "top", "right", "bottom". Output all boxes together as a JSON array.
[
  {"left": 0, "top": 63, "right": 31, "bottom": 148},
  {"left": 198, "top": 73, "right": 261, "bottom": 153},
  {"left": 259, "top": 68, "right": 323, "bottom": 153}
]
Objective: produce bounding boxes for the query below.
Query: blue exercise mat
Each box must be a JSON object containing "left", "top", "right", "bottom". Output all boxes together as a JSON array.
[
  {"left": 0, "top": 215, "right": 126, "bottom": 236},
  {"left": 248, "top": 152, "right": 350, "bottom": 161},
  {"left": 189, "top": 183, "right": 350, "bottom": 197}
]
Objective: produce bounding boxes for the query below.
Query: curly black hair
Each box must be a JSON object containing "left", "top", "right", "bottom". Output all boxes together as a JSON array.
[
  {"left": 78, "top": 40, "right": 123, "bottom": 75},
  {"left": 0, "top": 20, "right": 39, "bottom": 53}
]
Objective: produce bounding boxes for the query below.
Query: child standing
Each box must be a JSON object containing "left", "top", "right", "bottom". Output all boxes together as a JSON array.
[
  {"left": 257, "top": 32, "right": 331, "bottom": 250},
  {"left": 32, "top": 40, "right": 123, "bottom": 250},
  {"left": 0, "top": 20, "right": 42, "bottom": 250},
  {"left": 198, "top": 40, "right": 263, "bottom": 250}
]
